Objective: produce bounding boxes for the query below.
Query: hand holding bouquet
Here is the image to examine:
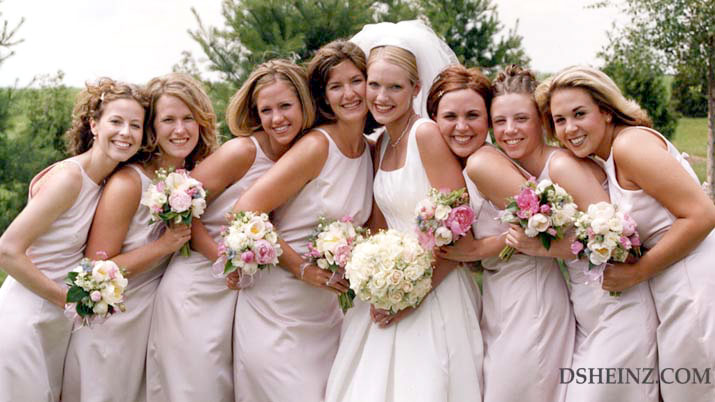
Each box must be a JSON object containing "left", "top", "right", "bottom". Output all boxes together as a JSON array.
[
  {"left": 64, "top": 258, "right": 127, "bottom": 328},
  {"left": 499, "top": 178, "right": 578, "bottom": 260},
  {"left": 211, "top": 211, "right": 282, "bottom": 288},
  {"left": 571, "top": 202, "right": 641, "bottom": 296},
  {"left": 345, "top": 229, "right": 433, "bottom": 314},
  {"left": 140, "top": 168, "right": 207, "bottom": 256},
  {"left": 415, "top": 187, "right": 475, "bottom": 250},
  {"left": 304, "top": 216, "right": 369, "bottom": 312}
]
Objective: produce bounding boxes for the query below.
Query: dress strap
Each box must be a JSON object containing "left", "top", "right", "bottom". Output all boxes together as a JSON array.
[{"left": 248, "top": 135, "right": 268, "bottom": 161}]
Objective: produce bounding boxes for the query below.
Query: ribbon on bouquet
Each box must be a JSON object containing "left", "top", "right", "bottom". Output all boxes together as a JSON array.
[
  {"left": 211, "top": 255, "right": 257, "bottom": 289},
  {"left": 326, "top": 268, "right": 346, "bottom": 287}
]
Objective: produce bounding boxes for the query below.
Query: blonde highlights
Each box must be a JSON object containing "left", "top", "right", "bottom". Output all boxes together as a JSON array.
[{"left": 367, "top": 46, "right": 419, "bottom": 86}]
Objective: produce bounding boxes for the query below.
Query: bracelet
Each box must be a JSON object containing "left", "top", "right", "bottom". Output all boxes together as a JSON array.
[{"left": 298, "top": 261, "right": 312, "bottom": 280}]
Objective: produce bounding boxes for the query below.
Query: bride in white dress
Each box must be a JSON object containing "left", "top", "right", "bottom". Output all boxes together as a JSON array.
[{"left": 325, "top": 20, "right": 483, "bottom": 402}]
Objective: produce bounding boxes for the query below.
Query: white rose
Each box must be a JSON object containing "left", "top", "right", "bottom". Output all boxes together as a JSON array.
[
  {"left": 91, "top": 261, "right": 110, "bottom": 282},
  {"left": 434, "top": 226, "right": 453, "bottom": 246},
  {"left": 93, "top": 301, "right": 109, "bottom": 315},
  {"left": 587, "top": 240, "right": 612, "bottom": 265},
  {"left": 588, "top": 202, "right": 616, "bottom": 220},
  {"left": 590, "top": 217, "right": 611, "bottom": 235},
  {"left": 403, "top": 265, "right": 421, "bottom": 281},
  {"left": 388, "top": 290, "right": 404, "bottom": 305},
  {"left": 415, "top": 198, "right": 436, "bottom": 217},
  {"left": 317, "top": 258, "right": 329, "bottom": 270},
  {"left": 242, "top": 262, "right": 258, "bottom": 276},
  {"left": 536, "top": 179, "right": 553, "bottom": 194},
  {"left": 244, "top": 217, "right": 266, "bottom": 240},
  {"left": 524, "top": 227, "right": 539, "bottom": 237},
  {"left": 435, "top": 204, "right": 451, "bottom": 221},
  {"left": 401, "top": 281, "right": 414, "bottom": 293},
  {"left": 388, "top": 270, "right": 404, "bottom": 286},
  {"left": 100, "top": 283, "right": 123, "bottom": 304},
  {"left": 551, "top": 210, "right": 569, "bottom": 227},
  {"left": 527, "top": 213, "right": 550, "bottom": 234},
  {"left": 141, "top": 187, "right": 167, "bottom": 209},
  {"left": 607, "top": 217, "right": 623, "bottom": 233},
  {"left": 191, "top": 198, "right": 206, "bottom": 218},
  {"left": 165, "top": 172, "right": 188, "bottom": 191}
]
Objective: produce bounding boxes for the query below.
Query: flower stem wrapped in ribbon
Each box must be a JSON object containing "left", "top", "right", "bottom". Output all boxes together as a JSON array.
[
  {"left": 64, "top": 258, "right": 128, "bottom": 329},
  {"left": 415, "top": 187, "right": 475, "bottom": 250},
  {"left": 571, "top": 202, "right": 642, "bottom": 296},
  {"left": 499, "top": 178, "right": 579, "bottom": 261},
  {"left": 140, "top": 167, "right": 207, "bottom": 257},
  {"left": 304, "top": 215, "right": 369, "bottom": 313}
]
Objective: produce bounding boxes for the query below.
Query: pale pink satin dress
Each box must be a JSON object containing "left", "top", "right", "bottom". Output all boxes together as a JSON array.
[
  {"left": 603, "top": 126, "right": 715, "bottom": 401},
  {"left": 146, "top": 136, "right": 273, "bottom": 402},
  {"left": 234, "top": 129, "right": 372, "bottom": 402},
  {"left": 0, "top": 158, "right": 101, "bottom": 402},
  {"left": 62, "top": 164, "right": 171, "bottom": 402},
  {"left": 473, "top": 148, "right": 574, "bottom": 402},
  {"left": 326, "top": 120, "right": 483, "bottom": 402}
]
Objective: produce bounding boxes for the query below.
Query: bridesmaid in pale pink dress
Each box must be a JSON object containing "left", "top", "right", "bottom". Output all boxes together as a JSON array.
[
  {"left": 62, "top": 73, "right": 217, "bottom": 402},
  {"left": 0, "top": 79, "right": 147, "bottom": 402},
  {"left": 499, "top": 65, "right": 660, "bottom": 402},
  {"left": 538, "top": 65, "right": 715, "bottom": 402},
  {"left": 231, "top": 40, "right": 373, "bottom": 402},
  {"left": 145, "top": 60, "right": 314, "bottom": 402}
]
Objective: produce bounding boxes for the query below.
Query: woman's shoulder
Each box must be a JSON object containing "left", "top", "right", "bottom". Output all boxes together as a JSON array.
[{"left": 30, "top": 158, "right": 84, "bottom": 198}]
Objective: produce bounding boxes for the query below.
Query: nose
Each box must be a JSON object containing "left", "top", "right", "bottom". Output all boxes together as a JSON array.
[
  {"left": 455, "top": 118, "right": 468, "bottom": 132},
  {"left": 505, "top": 119, "right": 517, "bottom": 134},
  {"left": 272, "top": 110, "right": 286, "bottom": 126},
  {"left": 565, "top": 118, "right": 577, "bottom": 134},
  {"left": 175, "top": 120, "right": 186, "bottom": 134},
  {"left": 119, "top": 122, "right": 130, "bottom": 136},
  {"left": 375, "top": 87, "right": 388, "bottom": 102}
]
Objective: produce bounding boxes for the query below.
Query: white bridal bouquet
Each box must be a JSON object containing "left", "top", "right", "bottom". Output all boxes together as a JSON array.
[
  {"left": 415, "top": 187, "right": 475, "bottom": 250},
  {"left": 345, "top": 229, "right": 433, "bottom": 314},
  {"left": 304, "top": 215, "right": 369, "bottom": 312},
  {"left": 212, "top": 211, "right": 282, "bottom": 287},
  {"left": 64, "top": 258, "right": 127, "bottom": 328},
  {"left": 140, "top": 167, "right": 207, "bottom": 256}
]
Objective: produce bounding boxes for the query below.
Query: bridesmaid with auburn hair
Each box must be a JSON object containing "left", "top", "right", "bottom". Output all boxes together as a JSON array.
[
  {"left": 537, "top": 65, "right": 715, "bottom": 402},
  {"left": 62, "top": 72, "right": 217, "bottom": 402},
  {"left": 146, "top": 59, "right": 314, "bottom": 402},
  {"left": 231, "top": 39, "right": 372, "bottom": 402},
  {"left": 0, "top": 78, "right": 147, "bottom": 401}
]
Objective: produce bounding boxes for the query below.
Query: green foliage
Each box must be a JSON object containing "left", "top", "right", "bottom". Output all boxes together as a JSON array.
[
  {"left": 672, "top": 66, "right": 708, "bottom": 118},
  {"left": 672, "top": 117, "right": 708, "bottom": 183},
  {"left": 0, "top": 0, "right": 24, "bottom": 67}
]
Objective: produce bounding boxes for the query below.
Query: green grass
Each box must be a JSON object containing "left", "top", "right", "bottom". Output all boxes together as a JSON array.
[{"left": 672, "top": 117, "right": 708, "bottom": 183}]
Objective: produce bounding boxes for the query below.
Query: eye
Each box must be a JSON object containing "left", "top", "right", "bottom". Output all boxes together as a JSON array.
[
  {"left": 280, "top": 102, "right": 293, "bottom": 110},
  {"left": 259, "top": 107, "right": 271, "bottom": 114},
  {"left": 327, "top": 84, "right": 341, "bottom": 91},
  {"left": 131, "top": 123, "right": 142, "bottom": 130},
  {"left": 467, "top": 111, "right": 481, "bottom": 119},
  {"left": 575, "top": 111, "right": 585, "bottom": 118},
  {"left": 162, "top": 117, "right": 174, "bottom": 123},
  {"left": 493, "top": 118, "right": 505, "bottom": 126},
  {"left": 184, "top": 115, "right": 195, "bottom": 122},
  {"left": 110, "top": 118, "right": 121, "bottom": 125},
  {"left": 390, "top": 84, "right": 402, "bottom": 90},
  {"left": 352, "top": 77, "right": 364, "bottom": 85},
  {"left": 441, "top": 113, "right": 456, "bottom": 121},
  {"left": 368, "top": 82, "right": 379, "bottom": 89},
  {"left": 553, "top": 117, "right": 565, "bottom": 125}
]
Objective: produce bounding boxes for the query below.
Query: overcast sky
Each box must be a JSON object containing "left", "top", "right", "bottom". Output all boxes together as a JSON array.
[{"left": 0, "top": 0, "right": 623, "bottom": 87}]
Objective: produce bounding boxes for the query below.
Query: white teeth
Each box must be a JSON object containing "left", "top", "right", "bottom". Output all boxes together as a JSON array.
[
  {"left": 112, "top": 140, "right": 131, "bottom": 150},
  {"left": 374, "top": 105, "right": 392, "bottom": 112},
  {"left": 170, "top": 138, "right": 189, "bottom": 145},
  {"left": 453, "top": 136, "right": 472, "bottom": 145},
  {"left": 569, "top": 135, "right": 586, "bottom": 146},
  {"left": 273, "top": 125, "right": 289, "bottom": 134},
  {"left": 505, "top": 138, "right": 522, "bottom": 145},
  {"left": 343, "top": 100, "right": 360, "bottom": 109}
]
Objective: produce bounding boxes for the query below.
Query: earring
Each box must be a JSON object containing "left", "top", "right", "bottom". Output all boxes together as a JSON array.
[{"left": 606, "top": 115, "right": 612, "bottom": 123}]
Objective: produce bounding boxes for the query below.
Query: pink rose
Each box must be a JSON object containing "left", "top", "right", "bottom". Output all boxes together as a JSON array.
[
  {"left": 516, "top": 188, "right": 540, "bottom": 216},
  {"left": 187, "top": 187, "right": 198, "bottom": 197},
  {"left": 90, "top": 291, "right": 102, "bottom": 302},
  {"left": 619, "top": 236, "right": 632, "bottom": 249},
  {"left": 630, "top": 234, "right": 641, "bottom": 247},
  {"left": 254, "top": 240, "right": 277, "bottom": 265},
  {"left": 334, "top": 244, "right": 351, "bottom": 267},
  {"left": 622, "top": 213, "right": 637, "bottom": 237},
  {"left": 241, "top": 250, "right": 255, "bottom": 264},
  {"left": 570, "top": 241, "right": 584, "bottom": 255},
  {"left": 446, "top": 205, "right": 476, "bottom": 237},
  {"left": 540, "top": 204, "right": 551, "bottom": 215},
  {"left": 547, "top": 228, "right": 557, "bottom": 237},
  {"left": 340, "top": 215, "right": 353, "bottom": 223},
  {"left": 169, "top": 191, "right": 192, "bottom": 213},
  {"left": 156, "top": 182, "right": 165, "bottom": 193},
  {"left": 417, "top": 228, "right": 436, "bottom": 250}
]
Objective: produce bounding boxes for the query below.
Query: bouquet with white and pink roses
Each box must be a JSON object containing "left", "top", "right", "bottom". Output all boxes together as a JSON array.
[
  {"left": 345, "top": 229, "right": 433, "bottom": 314},
  {"left": 140, "top": 167, "right": 207, "bottom": 256},
  {"left": 211, "top": 211, "right": 282, "bottom": 287},
  {"left": 64, "top": 258, "right": 128, "bottom": 328},
  {"left": 499, "top": 178, "right": 578, "bottom": 260},
  {"left": 571, "top": 201, "right": 641, "bottom": 296},
  {"left": 304, "top": 216, "right": 369, "bottom": 312},
  {"left": 415, "top": 187, "right": 475, "bottom": 250}
]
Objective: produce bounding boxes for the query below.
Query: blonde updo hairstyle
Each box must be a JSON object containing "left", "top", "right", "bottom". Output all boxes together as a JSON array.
[
  {"left": 225, "top": 59, "right": 315, "bottom": 137},
  {"left": 137, "top": 72, "right": 218, "bottom": 169},
  {"left": 65, "top": 78, "right": 148, "bottom": 156},
  {"left": 535, "top": 65, "right": 652, "bottom": 140}
]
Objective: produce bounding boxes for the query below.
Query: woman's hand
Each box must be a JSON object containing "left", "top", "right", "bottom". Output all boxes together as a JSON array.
[
  {"left": 370, "top": 305, "right": 415, "bottom": 328},
  {"left": 505, "top": 225, "right": 546, "bottom": 257},
  {"left": 299, "top": 264, "right": 350, "bottom": 295},
  {"left": 226, "top": 271, "right": 240, "bottom": 291},
  {"left": 602, "top": 261, "right": 646, "bottom": 292},
  {"left": 436, "top": 236, "right": 480, "bottom": 262},
  {"left": 157, "top": 223, "right": 192, "bottom": 254}
]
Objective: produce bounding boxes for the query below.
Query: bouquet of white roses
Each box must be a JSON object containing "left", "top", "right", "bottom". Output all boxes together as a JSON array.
[
  {"left": 571, "top": 202, "right": 641, "bottom": 296},
  {"left": 499, "top": 178, "right": 578, "bottom": 260},
  {"left": 64, "top": 258, "right": 128, "bottom": 328},
  {"left": 211, "top": 211, "right": 282, "bottom": 287},
  {"left": 345, "top": 229, "right": 433, "bottom": 314},
  {"left": 415, "top": 187, "right": 475, "bottom": 250},
  {"left": 140, "top": 167, "right": 207, "bottom": 256},
  {"left": 304, "top": 215, "right": 369, "bottom": 312}
]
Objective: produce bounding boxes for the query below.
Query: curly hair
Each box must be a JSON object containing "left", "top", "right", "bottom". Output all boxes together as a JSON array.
[
  {"left": 492, "top": 64, "right": 539, "bottom": 100},
  {"left": 64, "top": 78, "right": 148, "bottom": 156},
  {"left": 427, "top": 64, "right": 492, "bottom": 120}
]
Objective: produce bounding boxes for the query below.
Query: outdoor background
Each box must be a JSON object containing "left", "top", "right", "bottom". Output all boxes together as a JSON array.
[{"left": 1, "top": 0, "right": 712, "bottom": 286}]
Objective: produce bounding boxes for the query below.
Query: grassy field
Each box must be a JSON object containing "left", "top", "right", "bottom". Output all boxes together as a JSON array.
[{"left": 672, "top": 117, "right": 708, "bottom": 182}]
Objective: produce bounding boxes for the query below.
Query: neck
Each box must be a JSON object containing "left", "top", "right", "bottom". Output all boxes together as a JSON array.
[
  {"left": 329, "top": 118, "right": 366, "bottom": 156},
  {"left": 81, "top": 148, "right": 122, "bottom": 185},
  {"left": 385, "top": 110, "right": 417, "bottom": 145},
  {"left": 595, "top": 123, "right": 619, "bottom": 160},
  {"left": 264, "top": 133, "right": 291, "bottom": 162},
  {"left": 518, "top": 142, "right": 552, "bottom": 178}
]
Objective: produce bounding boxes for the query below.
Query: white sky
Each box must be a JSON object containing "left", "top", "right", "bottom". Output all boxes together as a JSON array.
[{"left": 0, "top": 0, "right": 623, "bottom": 87}]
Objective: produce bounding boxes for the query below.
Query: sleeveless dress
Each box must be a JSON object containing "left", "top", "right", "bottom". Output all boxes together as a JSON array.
[
  {"left": 470, "top": 147, "right": 574, "bottom": 402},
  {"left": 325, "top": 119, "right": 483, "bottom": 402},
  {"left": 562, "top": 155, "right": 659, "bottom": 402},
  {"left": 145, "top": 136, "right": 273, "bottom": 402},
  {"left": 233, "top": 128, "right": 373, "bottom": 402},
  {"left": 0, "top": 158, "right": 101, "bottom": 402},
  {"left": 62, "top": 164, "right": 171, "bottom": 402},
  {"left": 602, "top": 126, "right": 715, "bottom": 402}
]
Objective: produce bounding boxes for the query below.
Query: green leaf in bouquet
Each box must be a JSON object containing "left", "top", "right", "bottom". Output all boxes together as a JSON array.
[
  {"left": 65, "top": 271, "right": 78, "bottom": 286},
  {"left": 540, "top": 234, "right": 552, "bottom": 250},
  {"left": 66, "top": 286, "right": 87, "bottom": 303},
  {"left": 223, "top": 259, "right": 237, "bottom": 275},
  {"left": 76, "top": 302, "right": 93, "bottom": 317}
]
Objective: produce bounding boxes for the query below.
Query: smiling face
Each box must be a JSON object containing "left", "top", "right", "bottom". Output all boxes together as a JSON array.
[
  {"left": 490, "top": 93, "right": 543, "bottom": 160},
  {"left": 324, "top": 60, "right": 368, "bottom": 124},
  {"left": 366, "top": 59, "right": 418, "bottom": 126},
  {"left": 550, "top": 87, "right": 611, "bottom": 158},
  {"left": 255, "top": 79, "right": 304, "bottom": 147},
  {"left": 90, "top": 98, "right": 145, "bottom": 162},
  {"left": 435, "top": 89, "right": 489, "bottom": 158},
  {"left": 153, "top": 95, "right": 200, "bottom": 166}
]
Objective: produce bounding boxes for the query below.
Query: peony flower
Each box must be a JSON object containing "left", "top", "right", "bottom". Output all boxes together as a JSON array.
[
  {"left": 254, "top": 240, "right": 277, "bottom": 265},
  {"left": 570, "top": 241, "right": 584, "bottom": 255},
  {"left": 93, "top": 301, "right": 109, "bottom": 315},
  {"left": 434, "top": 226, "right": 453, "bottom": 246},
  {"left": 445, "top": 205, "right": 475, "bottom": 237},
  {"left": 90, "top": 290, "right": 102, "bottom": 302},
  {"left": 527, "top": 213, "right": 550, "bottom": 233},
  {"left": 244, "top": 217, "right": 266, "bottom": 240},
  {"left": 621, "top": 213, "right": 637, "bottom": 237},
  {"left": 540, "top": 204, "right": 551, "bottom": 215},
  {"left": 588, "top": 202, "right": 616, "bottom": 221},
  {"left": 435, "top": 204, "right": 452, "bottom": 221},
  {"left": 191, "top": 198, "right": 206, "bottom": 218},
  {"left": 168, "top": 191, "right": 192, "bottom": 213},
  {"left": 240, "top": 250, "right": 255, "bottom": 264},
  {"left": 91, "top": 261, "right": 110, "bottom": 282}
]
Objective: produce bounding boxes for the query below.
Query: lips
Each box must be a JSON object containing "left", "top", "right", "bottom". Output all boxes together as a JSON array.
[
  {"left": 568, "top": 135, "right": 586, "bottom": 147},
  {"left": 272, "top": 124, "right": 290, "bottom": 134},
  {"left": 373, "top": 104, "right": 393, "bottom": 113},
  {"left": 169, "top": 137, "right": 190, "bottom": 145},
  {"left": 111, "top": 139, "right": 132, "bottom": 150},
  {"left": 504, "top": 138, "right": 524, "bottom": 146},
  {"left": 342, "top": 100, "right": 362, "bottom": 110},
  {"left": 452, "top": 135, "right": 473, "bottom": 145}
]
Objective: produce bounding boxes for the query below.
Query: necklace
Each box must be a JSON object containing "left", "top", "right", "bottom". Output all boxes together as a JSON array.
[{"left": 389, "top": 114, "right": 416, "bottom": 148}]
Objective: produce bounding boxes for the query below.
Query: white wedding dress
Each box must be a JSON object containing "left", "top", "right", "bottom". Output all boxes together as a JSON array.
[{"left": 325, "top": 119, "right": 484, "bottom": 402}]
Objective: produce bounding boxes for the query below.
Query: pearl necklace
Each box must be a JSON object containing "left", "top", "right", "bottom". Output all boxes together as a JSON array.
[{"left": 389, "top": 114, "right": 416, "bottom": 148}]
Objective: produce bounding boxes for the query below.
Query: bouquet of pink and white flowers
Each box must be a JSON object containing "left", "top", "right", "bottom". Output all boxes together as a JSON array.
[
  {"left": 64, "top": 258, "right": 127, "bottom": 328},
  {"left": 212, "top": 211, "right": 282, "bottom": 287},
  {"left": 571, "top": 202, "right": 641, "bottom": 296},
  {"left": 499, "top": 178, "right": 579, "bottom": 261},
  {"left": 345, "top": 229, "right": 433, "bottom": 314},
  {"left": 304, "top": 216, "right": 369, "bottom": 312},
  {"left": 415, "top": 187, "right": 475, "bottom": 250},
  {"left": 140, "top": 167, "right": 207, "bottom": 256}
]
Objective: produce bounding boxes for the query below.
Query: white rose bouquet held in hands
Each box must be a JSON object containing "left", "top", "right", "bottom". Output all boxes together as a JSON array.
[
  {"left": 570, "top": 201, "right": 642, "bottom": 296},
  {"left": 304, "top": 216, "right": 369, "bottom": 313},
  {"left": 499, "top": 178, "right": 578, "bottom": 260},
  {"left": 140, "top": 167, "right": 207, "bottom": 256},
  {"left": 64, "top": 258, "right": 128, "bottom": 328},
  {"left": 211, "top": 211, "right": 282, "bottom": 288},
  {"left": 415, "top": 187, "right": 475, "bottom": 250},
  {"left": 345, "top": 229, "right": 434, "bottom": 314}
]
